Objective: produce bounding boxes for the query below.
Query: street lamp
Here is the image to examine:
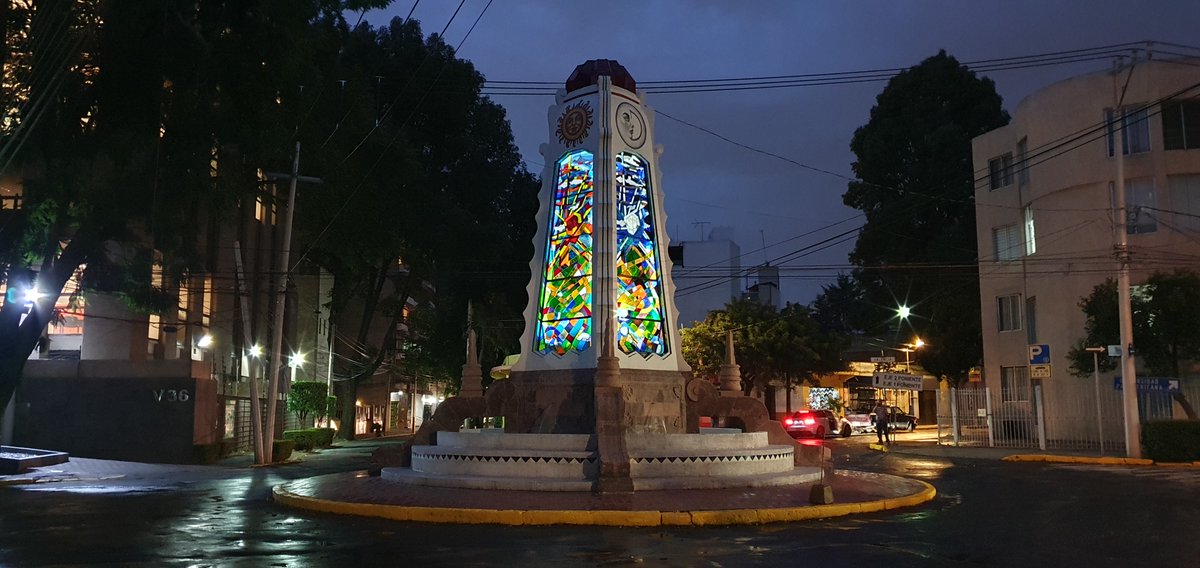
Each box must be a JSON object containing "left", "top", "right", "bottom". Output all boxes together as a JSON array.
[
  {"left": 1085, "top": 346, "right": 1107, "bottom": 454},
  {"left": 902, "top": 337, "right": 925, "bottom": 374}
]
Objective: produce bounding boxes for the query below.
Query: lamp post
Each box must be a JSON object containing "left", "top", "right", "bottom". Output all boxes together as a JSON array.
[{"left": 1085, "top": 346, "right": 1107, "bottom": 454}]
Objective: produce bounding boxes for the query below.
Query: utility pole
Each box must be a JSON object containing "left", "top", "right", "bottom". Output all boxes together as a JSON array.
[
  {"left": 233, "top": 243, "right": 265, "bottom": 463},
  {"left": 263, "top": 142, "right": 322, "bottom": 463},
  {"left": 1112, "top": 57, "right": 1141, "bottom": 458}
]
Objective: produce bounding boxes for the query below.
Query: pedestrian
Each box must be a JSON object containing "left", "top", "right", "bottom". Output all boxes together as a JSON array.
[{"left": 872, "top": 399, "right": 890, "bottom": 444}]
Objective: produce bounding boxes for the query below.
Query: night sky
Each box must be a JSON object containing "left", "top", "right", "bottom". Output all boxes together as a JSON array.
[{"left": 361, "top": 0, "right": 1200, "bottom": 305}]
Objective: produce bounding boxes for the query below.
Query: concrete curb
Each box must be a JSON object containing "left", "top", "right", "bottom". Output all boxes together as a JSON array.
[
  {"left": 1002, "top": 454, "right": 1200, "bottom": 467},
  {"left": 272, "top": 479, "right": 937, "bottom": 527},
  {"left": 0, "top": 474, "right": 125, "bottom": 486}
]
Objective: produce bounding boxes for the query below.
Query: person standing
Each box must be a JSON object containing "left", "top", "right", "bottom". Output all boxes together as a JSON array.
[{"left": 872, "top": 399, "right": 890, "bottom": 444}]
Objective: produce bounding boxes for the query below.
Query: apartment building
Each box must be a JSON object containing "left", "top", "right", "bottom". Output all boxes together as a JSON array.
[{"left": 973, "top": 57, "right": 1200, "bottom": 440}]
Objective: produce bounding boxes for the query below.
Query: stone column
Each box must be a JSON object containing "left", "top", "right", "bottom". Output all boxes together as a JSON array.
[
  {"left": 718, "top": 330, "right": 743, "bottom": 396},
  {"left": 459, "top": 328, "right": 484, "bottom": 398}
]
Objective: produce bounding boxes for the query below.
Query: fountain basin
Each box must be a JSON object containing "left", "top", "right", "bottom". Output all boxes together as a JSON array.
[{"left": 0, "top": 445, "right": 70, "bottom": 475}]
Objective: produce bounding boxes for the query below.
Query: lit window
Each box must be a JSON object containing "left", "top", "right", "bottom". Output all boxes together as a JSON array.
[
  {"left": 535, "top": 151, "right": 594, "bottom": 356},
  {"left": 997, "top": 294, "right": 1022, "bottom": 332},
  {"left": 614, "top": 152, "right": 668, "bottom": 357},
  {"left": 1023, "top": 206, "right": 1036, "bottom": 256}
]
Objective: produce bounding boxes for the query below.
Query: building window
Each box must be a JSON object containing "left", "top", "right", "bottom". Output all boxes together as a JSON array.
[
  {"left": 1162, "top": 101, "right": 1200, "bottom": 150},
  {"left": 1000, "top": 366, "right": 1031, "bottom": 402},
  {"left": 988, "top": 153, "right": 1013, "bottom": 190},
  {"left": 1126, "top": 177, "right": 1157, "bottom": 234},
  {"left": 1025, "top": 296, "right": 1037, "bottom": 344},
  {"left": 1017, "top": 138, "right": 1030, "bottom": 187},
  {"left": 992, "top": 224, "right": 1021, "bottom": 261},
  {"left": 1167, "top": 175, "right": 1200, "bottom": 230},
  {"left": 1023, "top": 206, "right": 1036, "bottom": 255},
  {"left": 997, "top": 294, "right": 1022, "bottom": 332},
  {"left": 1106, "top": 106, "right": 1151, "bottom": 156}
]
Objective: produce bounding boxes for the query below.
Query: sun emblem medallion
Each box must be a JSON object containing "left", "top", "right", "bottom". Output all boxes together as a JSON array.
[{"left": 556, "top": 101, "right": 593, "bottom": 148}]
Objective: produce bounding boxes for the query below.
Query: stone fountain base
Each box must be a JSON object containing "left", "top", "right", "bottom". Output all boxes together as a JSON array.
[{"left": 382, "top": 429, "right": 822, "bottom": 491}]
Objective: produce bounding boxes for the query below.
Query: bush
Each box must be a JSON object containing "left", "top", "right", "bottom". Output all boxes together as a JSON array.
[
  {"left": 193, "top": 441, "right": 235, "bottom": 464},
  {"left": 288, "top": 381, "right": 333, "bottom": 426},
  {"left": 1142, "top": 420, "right": 1200, "bottom": 462},
  {"left": 272, "top": 439, "right": 296, "bottom": 462},
  {"left": 282, "top": 428, "right": 337, "bottom": 451}
]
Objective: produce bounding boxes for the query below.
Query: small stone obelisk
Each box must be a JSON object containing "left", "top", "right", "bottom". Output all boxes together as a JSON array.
[{"left": 718, "top": 331, "right": 743, "bottom": 396}]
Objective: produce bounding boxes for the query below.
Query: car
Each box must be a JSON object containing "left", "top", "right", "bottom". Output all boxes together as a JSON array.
[
  {"left": 782, "top": 409, "right": 852, "bottom": 439},
  {"left": 871, "top": 406, "right": 918, "bottom": 432}
]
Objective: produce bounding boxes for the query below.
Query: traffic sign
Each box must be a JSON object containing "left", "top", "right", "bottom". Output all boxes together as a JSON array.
[
  {"left": 872, "top": 372, "right": 922, "bottom": 390},
  {"left": 1028, "top": 344, "right": 1050, "bottom": 365},
  {"left": 1113, "top": 377, "right": 1181, "bottom": 392},
  {"left": 1108, "top": 344, "right": 1122, "bottom": 357},
  {"left": 869, "top": 356, "right": 896, "bottom": 363},
  {"left": 1030, "top": 364, "right": 1051, "bottom": 379}
]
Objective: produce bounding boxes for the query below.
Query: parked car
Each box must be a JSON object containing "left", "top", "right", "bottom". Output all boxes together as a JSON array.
[
  {"left": 845, "top": 403, "right": 876, "bottom": 434},
  {"left": 782, "top": 409, "right": 852, "bottom": 439},
  {"left": 871, "top": 406, "right": 918, "bottom": 432}
]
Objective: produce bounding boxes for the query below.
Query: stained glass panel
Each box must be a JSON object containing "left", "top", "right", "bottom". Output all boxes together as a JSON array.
[
  {"left": 536, "top": 151, "right": 594, "bottom": 356},
  {"left": 614, "top": 152, "right": 669, "bottom": 357}
]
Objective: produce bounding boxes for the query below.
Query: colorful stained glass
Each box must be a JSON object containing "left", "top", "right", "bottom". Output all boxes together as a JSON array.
[
  {"left": 614, "top": 152, "right": 668, "bottom": 357},
  {"left": 536, "top": 151, "right": 594, "bottom": 356}
]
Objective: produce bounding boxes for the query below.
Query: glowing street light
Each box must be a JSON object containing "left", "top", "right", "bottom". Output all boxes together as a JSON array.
[
  {"left": 288, "top": 352, "right": 305, "bottom": 368},
  {"left": 196, "top": 334, "right": 214, "bottom": 349},
  {"left": 23, "top": 288, "right": 46, "bottom": 304},
  {"left": 249, "top": 344, "right": 263, "bottom": 358},
  {"left": 896, "top": 305, "right": 911, "bottom": 320}
]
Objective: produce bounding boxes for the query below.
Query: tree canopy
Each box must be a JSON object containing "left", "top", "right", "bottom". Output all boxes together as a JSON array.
[
  {"left": 832, "top": 50, "right": 1010, "bottom": 382},
  {"left": 681, "top": 299, "right": 848, "bottom": 416},
  {"left": 1069, "top": 270, "right": 1200, "bottom": 378}
]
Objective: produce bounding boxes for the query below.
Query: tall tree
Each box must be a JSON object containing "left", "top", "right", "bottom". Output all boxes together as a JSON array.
[
  {"left": 290, "top": 17, "right": 538, "bottom": 434},
  {"left": 841, "top": 50, "right": 1009, "bottom": 383}
]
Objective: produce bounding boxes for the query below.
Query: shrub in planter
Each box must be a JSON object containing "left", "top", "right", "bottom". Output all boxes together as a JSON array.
[
  {"left": 1142, "top": 420, "right": 1200, "bottom": 462},
  {"left": 272, "top": 439, "right": 296, "bottom": 462},
  {"left": 314, "top": 427, "right": 336, "bottom": 447}
]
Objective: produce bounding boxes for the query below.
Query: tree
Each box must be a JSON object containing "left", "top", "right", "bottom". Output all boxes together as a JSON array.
[
  {"left": 289, "top": 17, "right": 539, "bottom": 436},
  {"left": 681, "top": 299, "right": 848, "bottom": 417},
  {"left": 840, "top": 50, "right": 1009, "bottom": 383},
  {"left": 0, "top": 2, "right": 378, "bottom": 422},
  {"left": 1069, "top": 270, "right": 1200, "bottom": 379},
  {"left": 1069, "top": 270, "right": 1200, "bottom": 420},
  {"left": 287, "top": 381, "right": 334, "bottom": 427}
]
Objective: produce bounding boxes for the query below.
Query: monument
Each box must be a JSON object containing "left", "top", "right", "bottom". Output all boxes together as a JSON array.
[{"left": 380, "top": 60, "right": 828, "bottom": 492}]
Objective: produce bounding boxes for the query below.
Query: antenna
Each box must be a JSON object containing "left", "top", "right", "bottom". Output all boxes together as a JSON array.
[
  {"left": 692, "top": 220, "right": 710, "bottom": 241},
  {"left": 760, "top": 230, "right": 768, "bottom": 265}
]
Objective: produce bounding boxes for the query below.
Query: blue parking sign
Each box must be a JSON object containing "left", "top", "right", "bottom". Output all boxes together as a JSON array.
[{"left": 1028, "top": 344, "right": 1050, "bottom": 365}]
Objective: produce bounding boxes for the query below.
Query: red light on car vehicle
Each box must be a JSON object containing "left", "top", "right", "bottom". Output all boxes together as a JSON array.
[
  {"left": 803, "top": 417, "right": 815, "bottom": 426},
  {"left": 784, "top": 418, "right": 795, "bottom": 426}
]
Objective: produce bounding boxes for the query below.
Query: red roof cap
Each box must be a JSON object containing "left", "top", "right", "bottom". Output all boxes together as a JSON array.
[{"left": 566, "top": 59, "right": 636, "bottom": 93}]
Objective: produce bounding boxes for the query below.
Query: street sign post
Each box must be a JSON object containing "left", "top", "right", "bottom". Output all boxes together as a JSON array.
[{"left": 869, "top": 356, "right": 896, "bottom": 364}]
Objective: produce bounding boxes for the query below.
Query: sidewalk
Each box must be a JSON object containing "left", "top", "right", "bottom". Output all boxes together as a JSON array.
[{"left": 867, "top": 426, "right": 1200, "bottom": 467}]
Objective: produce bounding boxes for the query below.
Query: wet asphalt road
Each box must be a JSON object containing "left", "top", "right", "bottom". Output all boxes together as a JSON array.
[{"left": 2, "top": 436, "right": 1199, "bottom": 567}]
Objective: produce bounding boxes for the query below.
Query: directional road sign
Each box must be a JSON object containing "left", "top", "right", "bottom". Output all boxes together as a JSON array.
[{"left": 872, "top": 372, "right": 923, "bottom": 391}]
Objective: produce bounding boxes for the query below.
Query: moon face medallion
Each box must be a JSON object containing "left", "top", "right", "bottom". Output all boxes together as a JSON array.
[
  {"left": 556, "top": 101, "right": 593, "bottom": 148},
  {"left": 616, "top": 102, "right": 646, "bottom": 149}
]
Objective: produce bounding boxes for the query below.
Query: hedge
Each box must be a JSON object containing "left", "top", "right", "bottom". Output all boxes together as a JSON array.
[
  {"left": 1141, "top": 420, "right": 1200, "bottom": 462},
  {"left": 282, "top": 428, "right": 337, "bottom": 451},
  {"left": 272, "top": 439, "right": 296, "bottom": 462}
]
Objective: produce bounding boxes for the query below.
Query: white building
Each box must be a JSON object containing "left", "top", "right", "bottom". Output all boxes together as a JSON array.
[
  {"left": 669, "top": 226, "right": 742, "bottom": 326},
  {"left": 973, "top": 56, "right": 1200, "bottom": 441}
]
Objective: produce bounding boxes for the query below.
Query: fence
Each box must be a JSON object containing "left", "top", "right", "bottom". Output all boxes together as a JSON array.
[{"left": 937, "top": 377, "right": 1199, "bottom": 453}]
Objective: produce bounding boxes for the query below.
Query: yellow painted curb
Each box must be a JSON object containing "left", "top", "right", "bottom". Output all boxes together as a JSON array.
[
  {"left": 868, "top": 443, "right": 889, "bottom": 452},
  {"left": 1003, "top": 454, "right": 1154, "bottom": 465},
  {"left": 1154, "top": 461, "right": 1200, "bottom": 468},
  {"left": 273, "top": 478, "right": 938, "bottom": 527}
]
